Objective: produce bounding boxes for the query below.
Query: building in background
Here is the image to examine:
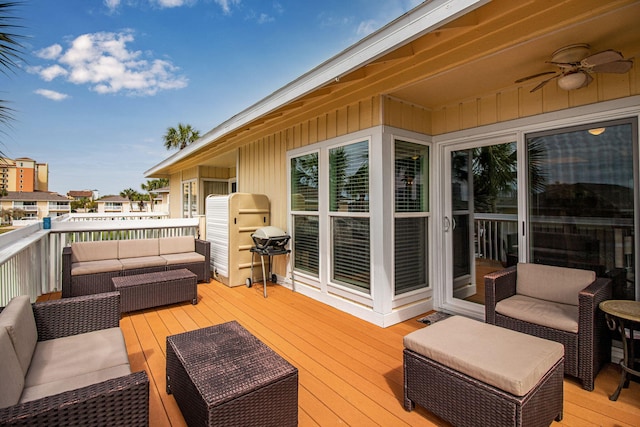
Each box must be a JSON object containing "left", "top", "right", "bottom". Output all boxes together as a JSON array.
[
  {"left": 0, "top": 157, "right": 48, "bottom": 193},
  {"left": 0, "top": 191, "right": 70, "bottom": 224}
]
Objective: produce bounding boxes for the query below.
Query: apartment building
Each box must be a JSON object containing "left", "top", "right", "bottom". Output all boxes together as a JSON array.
[{"left": 0, "top": 157, "right": 49, "bottom": 193}]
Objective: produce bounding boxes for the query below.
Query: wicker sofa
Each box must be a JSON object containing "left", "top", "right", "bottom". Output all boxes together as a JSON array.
[
  {"left": 62, "top": 235, "right": 210, "bottom": 298},
  {"left": 0, "top": 292, "right": 149, "bottom": 426},
  {"left": 485, "top": 262, "right": 612, "bottom": 391}
]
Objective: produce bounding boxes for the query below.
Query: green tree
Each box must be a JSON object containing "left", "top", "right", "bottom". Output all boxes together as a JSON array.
[
  {"left": 0, "top": 1, "right": 26, "bottom": 157},
  {"left": 163, "top": 123, "right": 200, "bottom": 150},
  {"left": 119, "top": 188, "right": 138, "bottom": 211},
  {"left": 141, "top": 178, "right": 168, "bottom": 212}
]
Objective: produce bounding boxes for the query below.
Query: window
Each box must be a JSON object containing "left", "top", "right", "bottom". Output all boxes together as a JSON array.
[
  {"left": 291, "top": 152, "right": 319, "bottom": 277},
  {"left": 202, "top": 180, "right": 229, "bottom": 197},
  {"left": 329, "top": 140, "right": 370, "bottom": 292},
  {"left": 394, "top": 140, "right": 429, "bottom": 295},
  {"left": 527, "top": 118, "right": 637, "bottom": 299},
  {"left": 182, "top": 181, "right": 197, "bottom": 218}
]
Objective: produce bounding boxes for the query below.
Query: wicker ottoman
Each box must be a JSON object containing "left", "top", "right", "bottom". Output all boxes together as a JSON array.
[
  {"left": 404, "top": 316, "right": 564, "bottom": 427},
  {"left": 112, "top": 268, "right": 197, "bottom": 313},
  {"left": 166, "top": 321, "right": 298, "bottom": 427}
]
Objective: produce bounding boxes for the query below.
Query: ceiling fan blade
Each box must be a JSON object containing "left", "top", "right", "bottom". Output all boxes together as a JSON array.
[
  {"left": 530, "top": 74, "right": 559, "bottom": 92},
  {"left": 591, "top": 59, "right": 633, "bottom": 74},
  {"left": 515, "top": 71, "right": 557, "bottom": 83},
  {"left": 580, "top": 49, "right": 624, "bottom": 67}
]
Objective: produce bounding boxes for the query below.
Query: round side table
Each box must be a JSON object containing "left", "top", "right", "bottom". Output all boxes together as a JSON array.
[{"left": 599, "top": 300, "right": 640, "bottom": 401}]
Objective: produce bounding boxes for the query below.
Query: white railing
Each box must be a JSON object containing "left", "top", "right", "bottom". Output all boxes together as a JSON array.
[{"left": 0, "top": 213, "right": 199, "bottom": 306}]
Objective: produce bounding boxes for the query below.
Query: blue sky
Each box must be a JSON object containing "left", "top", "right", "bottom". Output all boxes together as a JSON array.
[{"left": 3, "top": 0, "right": 422, "bottom": 197}]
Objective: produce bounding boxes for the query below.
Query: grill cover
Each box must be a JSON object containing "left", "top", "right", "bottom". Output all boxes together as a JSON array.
[{"left": 252, "top": 226, "right": 290, "bottom": 250}]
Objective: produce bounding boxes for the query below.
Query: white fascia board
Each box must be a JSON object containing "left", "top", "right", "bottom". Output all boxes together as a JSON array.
[{"left": 145, "top": 0, "right": 489, "bottom": 177}]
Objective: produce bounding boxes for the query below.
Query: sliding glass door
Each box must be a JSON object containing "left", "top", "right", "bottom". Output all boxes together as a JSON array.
[
  {"left": 442, "top": 117, "right": 638, "bottom": 315},
  {"left": 527, "top": 119, "right": 637, "bottom": 300},
  {"left": 444, "top": 139, "right": 518, "bottom": 307}
]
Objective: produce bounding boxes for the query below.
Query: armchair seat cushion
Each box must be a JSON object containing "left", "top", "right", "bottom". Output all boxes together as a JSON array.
[
  {"left": 496, "top": 294, "right": 579, "bottom": 333},
  {"left": 71, "top": 259, "right": 123, "bottom": 276},
  {"left": 21, "top": 327, "right": 130, "bottom": 403}
]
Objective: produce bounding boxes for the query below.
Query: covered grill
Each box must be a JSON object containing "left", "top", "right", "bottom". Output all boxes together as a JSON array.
[
  {"left": 248, "top": 226, "right": 293, "bottom": 298},
  {"left": 251, "top": 226, "right": 291, "bottom": 250}
]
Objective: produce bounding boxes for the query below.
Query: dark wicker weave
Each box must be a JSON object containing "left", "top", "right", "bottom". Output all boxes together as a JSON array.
[
  {"left": 0, "top": 292, "right": 149, "bottom": 426},
  {"left": 485, "top": 265, "right": 612, "bottom": 391},
  {"left": 166, "top": 321, "right": 298, "bottom": 427},
  {"left": 62, "top": 238, "right": 211, "bottom": 298},
  {"left": 113, "top": 269, "right": 198, "bottom": 313},
  {"left": 404, "top": 349, "right": 563, "bottom": 427}
]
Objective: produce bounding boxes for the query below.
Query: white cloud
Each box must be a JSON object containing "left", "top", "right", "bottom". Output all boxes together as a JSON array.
[
  {"left": 34, "top": 89, "right": 69, "bottom": 101},
  {"left": 34, "top": 44, "right": 63, "bottom": 60},
  {"left": 356, "top": 20, "right": 378, "bottom": 37},
  {"left": 39, "top": 64, "right": 69, "bottom": 81},
  {"left": 215, "top": 0, "right": 240, "bottom": 15},
  {"left": 104, "top": 0, "right": 121, "bottom": 12},
  {"left": 32, "top": 31, "right": 188, "bottom": 96},
  {"left": 257, "top": 13, "right": 274, "bottom": 24}
]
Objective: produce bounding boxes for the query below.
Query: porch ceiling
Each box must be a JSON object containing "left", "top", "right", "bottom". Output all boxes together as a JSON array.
[{"left": 388, "top": 0, "right": 640, "bottom": 109}]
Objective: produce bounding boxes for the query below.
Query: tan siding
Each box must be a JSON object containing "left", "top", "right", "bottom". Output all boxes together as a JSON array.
[{"left": 169, "top": 173, "right": 182, "bottom": 218}]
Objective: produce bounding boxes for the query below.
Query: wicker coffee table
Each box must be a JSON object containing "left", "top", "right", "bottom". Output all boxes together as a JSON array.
[
  {"left": 112, "top": 268, "right": 197, "bottom": 313},
  {"left": 166, "top": 321, "right": 298, "bottom": 427}
]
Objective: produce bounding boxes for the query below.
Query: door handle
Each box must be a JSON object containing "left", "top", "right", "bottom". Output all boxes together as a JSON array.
[{"left": 444, "top": 216, "right": 450, "bottom": 232}]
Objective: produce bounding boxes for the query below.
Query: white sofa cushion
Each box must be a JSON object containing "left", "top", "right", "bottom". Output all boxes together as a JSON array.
[
  {"left": 496, "top": 294, "right": 579, "bottom": 333},
  {"left": 516, "top": 262, "right": 595, "bottom": 306},
  {"left": 71, "top": 240, "right": 119, "bottom": 263},
  {"left": 0, "top": 295, "right": 37, "bottom": 376},
  {"left": 404, "top": 316, "right": 564, "bottom": 396},
  {"left": 0, "top": 328, "right": 24, "bottom": 409},
  {"left": 159, "top": 236, "right": 194, "bottom": 255},
  {"left": 22, "top": 327, "right": 130, "bottom": 402},
  {"left": 118, "top": 239, "right": 160, "bottom": 259},
  {"left": 71, "top": 259, "right": 123, "bottom": 276}
]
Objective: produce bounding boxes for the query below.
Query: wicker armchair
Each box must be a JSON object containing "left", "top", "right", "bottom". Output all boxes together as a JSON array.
[
  {"left": 485, "top": 263, "right": 612, "bottom": 391},
  {"left": 0, "top": 292, "right": 149, "bottom": 426}
]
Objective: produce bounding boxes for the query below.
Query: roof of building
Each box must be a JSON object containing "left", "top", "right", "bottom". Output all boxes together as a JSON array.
[
  {"left": 97, "top": 195, "right": 129, "bottom": 202},
  {"left": 0, "top": 191, "right": 70, "bottom": 201},
  {"left": 67, "top": 190, "right": 94, "bottom": 198}
]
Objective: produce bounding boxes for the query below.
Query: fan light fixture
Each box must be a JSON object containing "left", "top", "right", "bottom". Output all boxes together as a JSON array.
[
  {"left": 588, "top": 127, "right": 606, "bottom": 136},
  {"left": 557, "top": 72, "right": 587, "bottom": 90}
]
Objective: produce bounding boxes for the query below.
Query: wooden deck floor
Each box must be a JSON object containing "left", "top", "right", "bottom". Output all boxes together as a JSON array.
[{"left": 41, "top": 281, "right": 640, "bottom": 426}]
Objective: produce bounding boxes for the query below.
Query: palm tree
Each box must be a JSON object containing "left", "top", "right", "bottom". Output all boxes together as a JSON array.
[
  {"left": 0, "top": 1, "right": 26, "bottom": 156},
  {"left": 119, "top": 188, "right": 137, "bottom": 211},
  {"left": 141, "top": 178, "right": 169, "bottom": 212},
  {"left": 163, "top": 123, "right": 200, "bottom": 150}
]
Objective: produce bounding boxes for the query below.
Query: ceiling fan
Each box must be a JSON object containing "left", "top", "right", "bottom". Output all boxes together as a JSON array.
[{"left": 516, "top": 43, "right": 634, "bottom": 92}]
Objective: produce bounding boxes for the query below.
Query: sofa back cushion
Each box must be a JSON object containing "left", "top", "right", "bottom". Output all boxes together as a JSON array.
[
  {"left": 71, "top": 240, "right": 119, "bottom": 263},
  {"left": 0, "top": 328, "right": 24, "bottom": 409},
  {"left": 0, "top": 295, "right": 38, "bottom": 376},
  {"left": 118, "top": 239, "right": 160, "bottom": 259},
  {"left": 159, "top": 236, "right": 195, "bottom": 255},
  {"left": 517, "top": 262, "right": 596, "bottom": 306}
]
